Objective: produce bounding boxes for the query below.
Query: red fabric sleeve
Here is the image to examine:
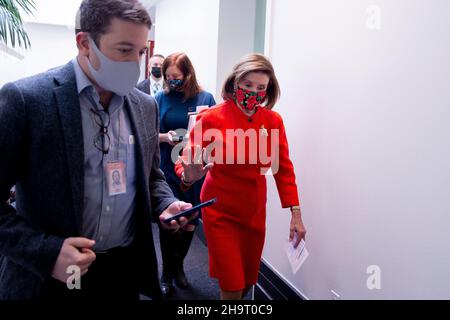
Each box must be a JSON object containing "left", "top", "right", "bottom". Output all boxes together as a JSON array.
[{"left": 272, "top": 113, "right": 300, "bottom": 208}]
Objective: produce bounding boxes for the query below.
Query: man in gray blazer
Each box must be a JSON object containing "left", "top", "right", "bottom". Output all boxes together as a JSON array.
[{"left": 0, "top": 0, "right": 195, "bottom": 300}]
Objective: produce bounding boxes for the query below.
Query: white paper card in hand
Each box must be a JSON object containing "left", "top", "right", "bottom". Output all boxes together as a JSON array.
[
  {"left": 186, "top": 114, "right": 197, "bottom": 138},
  {"left": 285, "top": 234, "right": 309, "bottom": 274},
  {"left": 196, "top": 105, "right": 209, "bottom": 113}
]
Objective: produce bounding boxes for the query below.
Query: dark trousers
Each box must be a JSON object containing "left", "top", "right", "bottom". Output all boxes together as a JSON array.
[
  {"left": 40, "top": 246, "right": 139, "bottom": 300},
  {"left": 158, "top": 173, "right": 201, "bottom": 277},
  {"left": 159, "top": 227, "right": 195, "bottom": 275}
]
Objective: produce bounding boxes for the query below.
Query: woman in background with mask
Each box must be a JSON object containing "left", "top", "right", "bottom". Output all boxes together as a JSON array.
[
  {"left": 174, "top": 54, "right": 306, "bottom": 300},
  {"left": 155, "top": 52, "right": 216, "bottom": 297}
]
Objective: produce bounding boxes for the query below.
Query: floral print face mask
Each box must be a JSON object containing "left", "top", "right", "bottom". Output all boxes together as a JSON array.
[
  {"left": 234, "top": 87, "right": 267, "bottom": 111},
  {"left": 168, "top": 79, "right": 183, "bottom": 91}
]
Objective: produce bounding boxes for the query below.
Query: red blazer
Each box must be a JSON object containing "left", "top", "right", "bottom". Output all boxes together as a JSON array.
[{"left": 175, "top": 100, "right": 299, "bottom": 215}]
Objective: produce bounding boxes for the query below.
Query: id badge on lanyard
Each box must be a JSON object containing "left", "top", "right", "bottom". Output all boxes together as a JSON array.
[
  {"left": 104, "top": 114, "right": 128, "bottom": 197},
  {"left": 89, "top": 94, "right": 128, "bottom": 197},
  {"left": 106, "top": 161, "right": 127, "bottom": 196}
]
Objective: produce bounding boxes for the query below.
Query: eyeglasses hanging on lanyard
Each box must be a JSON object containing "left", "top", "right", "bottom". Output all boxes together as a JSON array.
[{"left": 90, "top": 107, "right": 111, "bottom": 155}]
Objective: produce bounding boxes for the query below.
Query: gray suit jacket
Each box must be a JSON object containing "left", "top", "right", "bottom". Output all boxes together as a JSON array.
[
  {"left": 0, "top": 62, "right": 177, "bottom": 299},
  {"left": 137, "top": 79, "right": 151, "bottom": 96}
]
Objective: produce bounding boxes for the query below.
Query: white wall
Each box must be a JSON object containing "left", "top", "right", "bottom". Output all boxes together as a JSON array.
[
  {"left": 1, "top": 0, "right": 150, "bottom": 87},
  {"left": 0, "top": 22, "right": 78, "bottom": 87},
  {"left": 1, "top": 0, "right": 82, "bottom": 87},
  {"left": 215, "top": 0, "right": 256, "bottom": 100},
  {"left": 22, "top": 0, "right": 82, "bottom": 27},
  {"left": 262, "top": 0, "right": 450, "bottom": 299},
  {"left": 154, "top": 0, "right": 259, "bottom": 100},
  {"left": 154, "top": 0, "right": 220, "bottom": 96}
]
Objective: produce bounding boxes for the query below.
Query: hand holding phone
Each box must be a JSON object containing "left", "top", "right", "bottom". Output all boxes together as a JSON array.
[
  {"left": 163, "top": 198, "right": 218, "bottom": 225},
  {"left": 172, "top": 135, "right": 184, "bottom": 143}
]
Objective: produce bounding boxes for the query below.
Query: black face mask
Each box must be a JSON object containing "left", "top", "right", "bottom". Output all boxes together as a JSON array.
[{"left": 151, "top": 67, "right": 162, "bottom": 79}]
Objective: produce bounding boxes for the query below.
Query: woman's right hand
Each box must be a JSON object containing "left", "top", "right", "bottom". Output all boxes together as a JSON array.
[
  {"left": 179, "top": 145, "right": 214, "bottom": 184},
  {"left": 159, "top": 131, "right": 178, "bottom": 146}
]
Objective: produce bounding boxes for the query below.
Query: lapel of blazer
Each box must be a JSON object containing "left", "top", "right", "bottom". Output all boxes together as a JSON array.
[
  {"left": 53, "top": 62, "right": 84, "bottom": 234},
  {"left": 126, "top": 92, "right": 150, "bottom": 195},
  {"left": 144, "top": 79, "right": 151, "bottom": 95}
]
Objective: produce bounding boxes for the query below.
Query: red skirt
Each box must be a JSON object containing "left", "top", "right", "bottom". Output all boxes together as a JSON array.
[{"left": 202, "top": 206, "right": 266, "bottom": 291}]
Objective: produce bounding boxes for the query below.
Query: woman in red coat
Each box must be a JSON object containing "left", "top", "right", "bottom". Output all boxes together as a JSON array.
[{"left": 175, "top": 54, "right": 306, "bottom": 300}]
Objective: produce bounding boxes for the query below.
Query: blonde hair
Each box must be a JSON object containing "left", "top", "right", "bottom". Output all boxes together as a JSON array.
[{"left": 222, "top": 53, "right": 280, "bottom": 110}]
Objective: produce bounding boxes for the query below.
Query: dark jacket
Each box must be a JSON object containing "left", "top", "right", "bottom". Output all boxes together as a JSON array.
[
  {"left": 136, "top": 78, "right": 151, "bottom": 96},
  {"left": 0, "top": 62, "right": 177, "bottom": 299}
]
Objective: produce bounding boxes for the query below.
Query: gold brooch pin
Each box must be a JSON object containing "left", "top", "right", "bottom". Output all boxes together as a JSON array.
[{"left": 260, "top": 125, "right": 268, "bottom": 137}]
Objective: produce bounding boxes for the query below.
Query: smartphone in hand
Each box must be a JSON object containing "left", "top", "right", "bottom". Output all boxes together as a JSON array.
[
  {"left": 172, "top": 135, "right": 184, "bottom": 143},
  {"left": 163, "top": 198, "right": 218, "bottom": 225}
]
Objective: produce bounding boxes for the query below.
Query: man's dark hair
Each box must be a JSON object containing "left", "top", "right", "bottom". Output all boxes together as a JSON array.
[
  {"left": 151, "top": 54, "right": 165, "bottom": 60},
  {"left": 78, "top": 0, "right": 152, "bottom": 45}
]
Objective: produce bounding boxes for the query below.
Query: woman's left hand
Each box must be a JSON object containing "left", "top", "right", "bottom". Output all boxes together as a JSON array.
[{"left": 290, "top": 210, "right": 307, "bottom": 248}]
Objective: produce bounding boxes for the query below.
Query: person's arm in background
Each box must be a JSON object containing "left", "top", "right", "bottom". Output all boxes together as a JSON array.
[
  {"left": 155, "top": 92, "right": 177, "bottom": 146},
  {"left": 149, "top": 100, "right": 196, "bottom": 229},
  {"left": 174, "top": 110, "right": 213, "bottom": 190},
  {"left": 272, "top": 112, "right": 307, "bottom": 248},
  {"left": 160, "top": 131, "right": 177, "bottom": 145},
  {"left": 207, "top": 92, "right": 216, "bottom": 108}
]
